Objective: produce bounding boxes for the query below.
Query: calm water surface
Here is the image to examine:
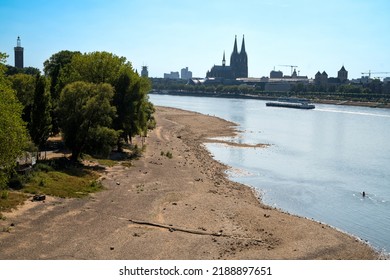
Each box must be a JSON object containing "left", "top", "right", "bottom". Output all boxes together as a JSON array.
[{"left": 150, "top": 94, "right": 390, "bottom": 254}]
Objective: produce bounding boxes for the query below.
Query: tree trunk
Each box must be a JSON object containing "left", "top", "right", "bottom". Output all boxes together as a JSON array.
[{"left": 71, "top": 148, "right": 81, "bottom": 162}]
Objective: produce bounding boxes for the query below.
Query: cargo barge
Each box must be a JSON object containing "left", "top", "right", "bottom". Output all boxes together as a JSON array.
[{"left": 266, "top": 98, "right": 315, "bottom": 110}]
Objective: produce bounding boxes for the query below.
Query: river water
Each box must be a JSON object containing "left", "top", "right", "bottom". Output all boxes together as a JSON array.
[{"left": 150, "top": 93, "right": 390, "bottom": 255}]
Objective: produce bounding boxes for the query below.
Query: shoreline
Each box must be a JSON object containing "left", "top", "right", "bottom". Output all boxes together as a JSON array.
[
  {"left": 0, "top": 106, "right": 380, "bottom": 259},
  {"left": 157, "top": 106, "right": 380, "bottom": 259}
]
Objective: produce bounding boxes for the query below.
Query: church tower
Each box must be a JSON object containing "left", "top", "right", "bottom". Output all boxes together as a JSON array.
[
  {"left": 230, "top": 35, "right": 239, "bottom": 75},
  {"left": 338, "top": 65, "right": 348, "bottom": 83},
  {"left": 141, "top": 65, "right": 148, "bottom": 77},
  {"left": 239, "top": 35, "right": 248, "bottom": 78},
  {"left": 14, "top": 36, "right": 24, "bottom": 68}
]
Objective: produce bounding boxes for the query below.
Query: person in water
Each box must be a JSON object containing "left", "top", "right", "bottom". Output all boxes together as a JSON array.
[{"left": 362, "top": 191, "right": 366, "bottom": 197}]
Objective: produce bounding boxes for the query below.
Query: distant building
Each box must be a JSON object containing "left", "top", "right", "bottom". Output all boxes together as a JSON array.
[
  {"left": 264, "top": 68, "right": 309, "bottom": 92},
  {"left": 337, "top": 65, "right": 348, "bottom": 83},
  {"left": 141, "top": 66, "right": 148, "bottom": 77},
  {"left": 206, "top": 35, "right": 248, "bottom": 79},
  {"left": 315, "top": 71, "right": 328, "bottom": 86},
  {"left": 14, "top": 36, "right": 24, "bottom": 68},
  {"left": 181, "top": 67, "right": 192, "bottom": 80},
  {"left": 314, "top": 66, "right": 348, "bottom": 86},
  {"left": 270, "top": 70, "right": 283, "bottom": 78},
  {"left": 164, "top": 71, "right": 180, "bottom": 79}
]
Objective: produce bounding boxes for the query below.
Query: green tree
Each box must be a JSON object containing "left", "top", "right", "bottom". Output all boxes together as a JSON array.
[
  {"left": 43, "top": 50, "right": 81, "bottom": 100},
  {"left": 58, "top": 81, "right": 118, "bottom": 161},
  {"left": 84, "top": 126, "right": 120, "bottom": 158},
  {"left": 29, "top": 75, "right": 52, "bottom": 155},
  {"left": 5, "top": 65, "right": 40, "bottom": 76},
  {"left": 0, "top": 53, "right": 29, "bottom": 188},
  {"left": 8, "top": 73, "right": 36, "bottom": 124},
  {"left": 338, "top": 84, "right": 362, "bottom": 94},
  {"left": 43, "top": 50, "right": 81, "bottom": 134},
  {"left": 56, "top": 51, "right": 155, "bottom": 150},
  {"left": 113, "top": 70, "right": 154, "bottom": 146},
  {"left": 57, "top": 51, "right": 127, "bottom": 88},
  {"left": 112, "top": 69, "right": 134, "bottom": 147},
  {"left": 365, "top": 79, "right": 382, "bottom": 94}
]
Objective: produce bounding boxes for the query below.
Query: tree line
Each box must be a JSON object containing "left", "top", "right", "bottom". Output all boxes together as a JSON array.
[{"left": 0, "top": 51, "right": 155, "bottom": 189}]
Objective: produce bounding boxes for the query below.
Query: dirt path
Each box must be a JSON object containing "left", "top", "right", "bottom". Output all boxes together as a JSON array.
[{"left": 0, "top": 106, "right": 378, "bottom": 259}]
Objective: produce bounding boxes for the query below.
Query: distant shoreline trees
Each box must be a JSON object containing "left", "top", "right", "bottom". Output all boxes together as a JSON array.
[{"left": 151, "top": 77, "right": 390, "bottom": 104}]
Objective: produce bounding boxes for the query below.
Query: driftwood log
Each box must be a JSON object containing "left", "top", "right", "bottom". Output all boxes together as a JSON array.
[{"left": 128, "top": 218, "right": 263, "bottom": 243}]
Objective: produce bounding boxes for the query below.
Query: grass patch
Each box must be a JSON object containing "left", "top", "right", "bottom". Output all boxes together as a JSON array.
[
  {"left": 91, "top": 158, "right": 117, "bottom": 167},
  {"left": 7, "top": 158, "right": 104, "bottom": 199},
  {"left": 1, "top": 190, "right": 9, "bottom": 200},
  {"left": 1, "top": 158, "right": 105, "bottom": 215},
  {"left": 83, "top": 154, "right": 117, "bottom": 167},
  {"left": 23, "top": 169, "right": 102, "bottom": 198},
  {"left": 83, "top": 148, "right": 144, "bottom": 167},
  {"left": 161, "top": 151, "right": 173, "bottom": 159},
  {"left": 121, "top": 161, "right": 133, "bottom": 168},
  {"left": 0, "top": 191, "right": 27, "bottom": 213}
]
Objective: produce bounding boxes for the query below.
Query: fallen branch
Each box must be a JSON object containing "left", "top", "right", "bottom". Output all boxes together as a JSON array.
[{"left": 128, "top": 218, "right": 263, "bottom": 243}]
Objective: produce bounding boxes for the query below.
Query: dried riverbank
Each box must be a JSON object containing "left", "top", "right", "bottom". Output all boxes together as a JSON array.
[{"left": 0, "top": 106, "right": 378, "bottom": 259}]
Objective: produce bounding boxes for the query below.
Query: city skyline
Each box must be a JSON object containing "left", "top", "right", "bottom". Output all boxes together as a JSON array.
[{"left": 0, "top": 0, "right": 389, "bottom": 79}]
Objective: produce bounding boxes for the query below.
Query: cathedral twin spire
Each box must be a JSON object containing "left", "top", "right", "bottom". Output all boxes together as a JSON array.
[
  {"left": 240, "top": 35, "right": 246, "bottom": 53},
  {"left": 231, "top": 35, "right": 246, "bottom": 53},
  {"left": 230, "top": 35, "right": 248, "bottom": 78}
]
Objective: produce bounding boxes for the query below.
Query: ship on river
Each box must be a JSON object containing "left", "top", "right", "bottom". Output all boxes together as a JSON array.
[{"left": 266, "top": 98, "right": 315, "bottom": 109}]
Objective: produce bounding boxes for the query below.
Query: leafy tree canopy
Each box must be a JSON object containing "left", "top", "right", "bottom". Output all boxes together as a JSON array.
[
  {"left": 57, "top": 51, "right": 129, "bottom": 91},
  {"left": 29, "top": 75, "right": 52, "bottom": 150},
  {"left": 57, "top": 51, "right": 154, "bottom": 146},
  {"left": 43, "top": 50, "right": 81, "bottom": 99},
  {"left": 58, "top": 81, "right": 118, "bottom": 161},
  {"left": 6, "top": 65, "right": 41, "bottom": 76},
  {"left": 0, "top": 53, "right": 29, "bottom": 188}
]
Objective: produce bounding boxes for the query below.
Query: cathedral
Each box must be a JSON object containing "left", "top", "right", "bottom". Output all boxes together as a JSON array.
[{"left": 206, "top": 35, "right": 248, "bottom": 79}]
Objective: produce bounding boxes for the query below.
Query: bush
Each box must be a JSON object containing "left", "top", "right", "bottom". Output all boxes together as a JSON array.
[
  {"left": 1, "top": 190, "right": 9, "bottom": 200},
  {"left": 130, "top": 145, "right": 143, "bottom": 159},
  {"left": 8, "top": 173, "right": 27, "bottom": 190},
  {"left": 34, "top": 163, "right": 54, "bottom": 172},
  {"left": 160, "top": 151, "right": 173, "bottom": 159},
  {"left": 85, "top": 126, "right": 120, "bottom": 159},
  {"left": 89, "top": 180, "right": 102, "bottom": 189}
]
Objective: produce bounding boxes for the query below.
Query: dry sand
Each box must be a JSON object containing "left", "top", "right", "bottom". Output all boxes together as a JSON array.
[{"left": 0, "top": 106, "right": 378, "bottom": 259}]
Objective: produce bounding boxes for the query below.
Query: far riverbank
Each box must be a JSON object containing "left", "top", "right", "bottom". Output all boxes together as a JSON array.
[{"left": 151, "top": 90, "right": 390, "bottom": 109}]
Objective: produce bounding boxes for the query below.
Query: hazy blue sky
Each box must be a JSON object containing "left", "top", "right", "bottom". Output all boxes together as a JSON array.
[{"left": 1, "top": 0, "right": 389, "bottom": 79}]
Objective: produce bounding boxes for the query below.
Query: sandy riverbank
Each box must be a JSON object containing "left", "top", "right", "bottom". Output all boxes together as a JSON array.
[{"left": 0, "top": 106, "right": 378, "bottom": 259}]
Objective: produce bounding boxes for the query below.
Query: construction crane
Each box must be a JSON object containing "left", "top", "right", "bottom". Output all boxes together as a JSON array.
[
  {"left": 279, "top": 65, "right": 298, "bottom": 75},
  {"left": 361, "top": 71, "right": 390, "bottom": 78}
]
